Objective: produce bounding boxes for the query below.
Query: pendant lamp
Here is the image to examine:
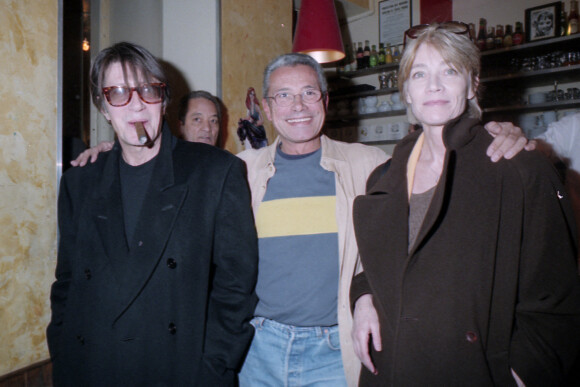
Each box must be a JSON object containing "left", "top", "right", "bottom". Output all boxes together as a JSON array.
[{"left": 292, "top": 0, "right": 345, "bottom": 64}]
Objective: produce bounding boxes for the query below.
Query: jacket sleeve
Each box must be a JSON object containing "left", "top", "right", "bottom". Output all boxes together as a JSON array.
[
  {"left": 350, "top": 271, "right": 374, "bottom": 314},
  {"left": 509, "top": 159, "right": 580, "bottom": 386},
  {"left": 46, "top": 174, "right": 75, "bottom": 359},
  {"left": 201, "top": 157, "right": 259, "bottom": 377}
]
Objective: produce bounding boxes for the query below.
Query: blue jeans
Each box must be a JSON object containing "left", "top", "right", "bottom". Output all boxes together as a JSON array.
[{"left": 239, "top": 317, "right": 347, "bottom": 387}]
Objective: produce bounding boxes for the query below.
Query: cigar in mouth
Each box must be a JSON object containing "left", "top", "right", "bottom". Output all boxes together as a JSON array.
[{"left": 135, "top": 122, "right": 154, "bottom": 148}]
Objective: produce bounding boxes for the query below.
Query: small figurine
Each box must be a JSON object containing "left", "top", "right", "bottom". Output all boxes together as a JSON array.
[{"left": 237, "top": 87, "right": 268, "bottom": 149}]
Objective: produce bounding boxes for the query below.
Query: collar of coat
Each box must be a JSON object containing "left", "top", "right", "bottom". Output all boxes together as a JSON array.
[{"left": 367, "top": 112, "right": 481, "bottom": 196}]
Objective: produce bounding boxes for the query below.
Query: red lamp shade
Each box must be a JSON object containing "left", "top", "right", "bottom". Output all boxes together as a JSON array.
[{"left": 292, "top": 0, "right": 345, "bottom": 64}]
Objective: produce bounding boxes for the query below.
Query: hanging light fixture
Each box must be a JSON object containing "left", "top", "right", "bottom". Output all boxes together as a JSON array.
[{"left": 292, "top": 0, "right": 345, "bottom": 64}]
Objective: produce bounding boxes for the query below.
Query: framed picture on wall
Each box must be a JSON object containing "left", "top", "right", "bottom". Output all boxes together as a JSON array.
[
  {"left": 379, "top": 0, "right": 412, "bottom": 47},
  {"left": 525, "top": 2, "right": 561, "bottom": 42}
]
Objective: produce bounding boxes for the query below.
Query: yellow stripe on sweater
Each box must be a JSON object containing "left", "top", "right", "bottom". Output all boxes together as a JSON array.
[{"left": 256, "top": 196, "right": 337, "bottom": 238}]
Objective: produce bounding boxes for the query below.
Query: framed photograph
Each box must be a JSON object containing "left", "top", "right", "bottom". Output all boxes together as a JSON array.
[
  {"left": 525, "top": 2, "right": 561, "bottom": 42},
  {"left": 379, "top": 0, "right": 411, "bottom": 47}
]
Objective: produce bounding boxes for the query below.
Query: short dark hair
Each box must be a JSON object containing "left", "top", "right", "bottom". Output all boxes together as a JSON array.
[
  {"left": 90, "top": 42, "right": 171, "bottom": 112},
  {"left": 177, "top": 90, "right": 222, "bottom": 124}
]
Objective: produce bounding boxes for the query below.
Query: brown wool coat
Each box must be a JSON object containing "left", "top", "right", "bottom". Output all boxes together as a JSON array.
[{"left": 351, "top": 115, "right": 580, "bottom": 387}]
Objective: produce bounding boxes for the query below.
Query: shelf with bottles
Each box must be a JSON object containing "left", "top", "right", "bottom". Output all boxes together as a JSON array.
[
  {"left": 336, "top": 62, "right": 399, "bottom": 78},
  {"left": 480, "top": 34, "right": 580, "bottom": 82}
]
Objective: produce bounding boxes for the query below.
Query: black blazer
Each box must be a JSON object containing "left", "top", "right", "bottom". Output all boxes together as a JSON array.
[{"left": 47, "top": 125, "right": 258, "bottom": 386}]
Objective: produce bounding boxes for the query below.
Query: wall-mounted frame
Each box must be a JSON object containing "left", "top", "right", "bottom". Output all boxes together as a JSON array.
[
  {"left": 525, "top": 2, "right": 561, "bottom": 42},
  {"left": 379, "top": 0, "right": 411, "bottom": 47}
]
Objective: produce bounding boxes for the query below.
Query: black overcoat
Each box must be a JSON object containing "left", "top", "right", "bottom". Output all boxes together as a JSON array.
[
  {"left": 351, "top": 115, "right": 580, "bottom": 386},
  {"left": 47, "top": 125, "right": 258, "bottom": 386}
]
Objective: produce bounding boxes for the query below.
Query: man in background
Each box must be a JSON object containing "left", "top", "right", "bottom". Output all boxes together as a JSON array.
[{"left": 178, "top": 90, "right": 223, "bottom": 146}]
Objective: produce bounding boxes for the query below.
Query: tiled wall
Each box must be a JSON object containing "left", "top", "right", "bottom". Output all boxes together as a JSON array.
[{"left": 0, "top": 0, "right": 58, "bottom": 376}]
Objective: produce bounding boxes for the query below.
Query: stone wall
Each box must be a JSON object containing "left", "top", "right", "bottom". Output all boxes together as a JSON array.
[{"left": 0, "top": 0, "right": 58, "bottom": 375}]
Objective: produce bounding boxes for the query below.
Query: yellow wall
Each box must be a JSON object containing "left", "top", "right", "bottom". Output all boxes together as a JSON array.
[
  {"left": 0, "top": 0, "right": 58, "bottom": 375},
  {"left": 221, "top": 0, "right": 293, "bottom": 154}
]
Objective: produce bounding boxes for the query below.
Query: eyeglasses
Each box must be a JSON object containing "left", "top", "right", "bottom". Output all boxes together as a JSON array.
[
  {"left": 267, "top": 89, "right": 324, "bottom": 107},
  {"left": 403, "top": 21, "right": 471, "bottom": 47},
  {"left": 102, "top": 83, "right": 166, "bottom": 107}
]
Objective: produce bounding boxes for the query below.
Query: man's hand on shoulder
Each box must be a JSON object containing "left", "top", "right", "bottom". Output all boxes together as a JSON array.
[
  {"left": 71, "top": 141, "right": 114, "bottom": 167},
  {"left": 484, "top": 121, "right": 536, "bottom": 162}
]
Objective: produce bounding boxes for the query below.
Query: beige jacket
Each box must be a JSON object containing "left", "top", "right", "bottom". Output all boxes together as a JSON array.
[{"left": 238, "top": 134, "right": 388, "bottom": 386}]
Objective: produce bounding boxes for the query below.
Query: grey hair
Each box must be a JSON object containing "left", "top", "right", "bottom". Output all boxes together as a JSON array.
[
  {"left": 398, "top": 23, "right": 481, "bottom": 125},
  {"left": 262, "top": 53, "right": 328, "bottom": 98}
]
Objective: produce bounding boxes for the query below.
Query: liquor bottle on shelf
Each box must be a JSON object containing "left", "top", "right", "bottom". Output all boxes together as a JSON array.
[
  {"left": 503, "top": 24, "right": 513, "bottom": 47},
  {"left": 476, "top": 18, "right": 487, "bottom": 51},
  {"left": 369, "top": 45, "right": 378, "bottom": 67},
  {"left": 561, "top": 1, "right": 568, "bottom": 36},
  {"left": 356, "top": 42, "right": 364, "bottom": 69},
  {"left": 468, "top": 23, "right": 476, "bottom": 42},
  {"left": 568, "top": 0, "right": 579, "bottom": 35},
  {"left": 378, "top": 43, "right": 386, "bottom": 65},
  {"left": 351, "top": 45, "right": 358, "bottom": 71},
  {"left": 513, "top": 21, "right": 524, "bottom": 45},
  {"left": 494, "top": 25, "right": 504, "bottom": 48},
  {"left": 363, "top": 40, "right": 371, "bottom": 68},
  {"left": 340, "top": 44, "right": 349, "bottom": 71},
  {"left": 385, "top": 43, "right": 393, "bottom": 63},
  {"left": 392, "top": 45, "right": 401, "bottom": 63},
  {"left": 486, "top": 26, "right": 495, "bottom": 50}
]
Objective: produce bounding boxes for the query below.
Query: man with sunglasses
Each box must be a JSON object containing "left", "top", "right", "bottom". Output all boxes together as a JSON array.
[{"left": 47, "top": 42, "right": 258, "bottom": 386}]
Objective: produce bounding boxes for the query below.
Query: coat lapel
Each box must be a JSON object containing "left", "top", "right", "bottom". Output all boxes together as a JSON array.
[
  {"left": 93, "top": 143, "right": 129, "bottom": 277},
  {"left": 353, "top": 136, "right": 415, "bottom": 326}
]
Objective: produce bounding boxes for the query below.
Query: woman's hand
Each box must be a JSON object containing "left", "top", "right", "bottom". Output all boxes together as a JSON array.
[
  {"left": 352, "top": 294, "right": 382, "bottom": 375},
  {"left": 484, "top": 121, "right": 536, "bottom": 162},
  {"left": 70, "top": 141, "right": 114, "bottom": 167}
]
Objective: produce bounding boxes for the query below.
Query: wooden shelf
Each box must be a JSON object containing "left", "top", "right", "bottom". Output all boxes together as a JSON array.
[
  {"left": 329, "top": 87, "right": 399, "bottom": 101},
  {"left": 327, "top": 109, "right": 406, "bottom": 123},
  {"left": 483, "top": 99, "right": 580, "bottom": 114}
]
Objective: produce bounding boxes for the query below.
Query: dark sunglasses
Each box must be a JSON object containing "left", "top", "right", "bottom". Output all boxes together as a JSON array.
[
  {"left": 403, "top": 21, "right": 471, "bottom": 47},
  {"left": 102, "top": 83, "right": 166, "bottom": 107}
]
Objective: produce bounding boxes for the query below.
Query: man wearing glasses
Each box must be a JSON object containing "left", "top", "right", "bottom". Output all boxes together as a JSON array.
[
  {"left": 237, "top": 53, "right": 531, "bottom": 386},
  {"left": 47, "top": 42, "right": 258, "bottom": 386}
]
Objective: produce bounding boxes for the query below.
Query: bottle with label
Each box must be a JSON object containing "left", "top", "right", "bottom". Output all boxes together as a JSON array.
[
  {"left": 476, "top": 18, "right": 487, "bottom": 51},
  {"left": 486, "top": 27, "right": 495, "bottom": 50},
  {"left": 468, "top": 23, "right": 476, "bottom": 42},
  {"left": 356, "top": 42, "right": 364, "bottom": 69},
  {"left": 568, "top": 0, "right": 579, "bottom": 35},
  {"left": 561, "top": 1, "right": 568, "bottom": 36},
  {"left": 369, "top": 45, "right": 378, "bottom": 67},
  {"left": 392, "top": 45, "right": 401, "bottom": 63},
  {"left": 340, "top": 44, "right": 350, "bottom": 71},
  {"left": 503, "top": 24, "right": 513, "bottom": 47},
  {"left": 363, "top": 40, "right": 371, "bottom": 68},
  {"left": 513, "top": 21, "right": 524, "bottom": 45},
  {"left": 385, "top": 43, "right": 393, "bottom": 63},
  {"left": 494, "top": 25, "right": 504, "bottom": 48},
  {"left": 378, "top": 43, "right": 386, "bottom": 65},
  {"left": 351, "top": 45, "right": 358, "bottom": 71}
]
